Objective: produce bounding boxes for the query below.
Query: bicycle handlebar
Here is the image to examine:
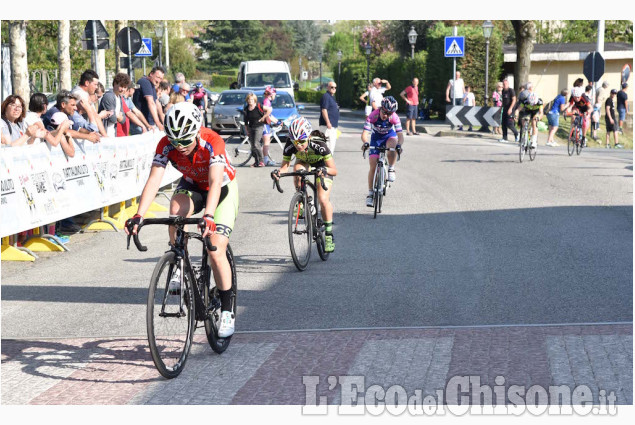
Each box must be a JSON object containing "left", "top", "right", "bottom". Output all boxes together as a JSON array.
[
  {"left": 362, "top": 144, "right": 401, "bottom": 161},
  {"left": 271, "top": 169, "right": 328, "bottom": 193},
  {"left": 126, "top": 217, "right": 217, "bottom": 252}
]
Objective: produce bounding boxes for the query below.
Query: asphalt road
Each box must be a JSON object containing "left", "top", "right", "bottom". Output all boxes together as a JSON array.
[{"left": 1, "top": 107, "right": 632, "bottom": 339}]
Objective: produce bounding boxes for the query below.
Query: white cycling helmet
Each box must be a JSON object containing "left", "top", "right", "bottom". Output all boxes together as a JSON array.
[
  {"left": 164, "top": 102, "right": 203, "bottom": 143},
  {"left": 571, "top": 86, "right": 584, "bottom": 98},
  {"left": 288, "top": 117, "right": 312, "bottom": 142}
]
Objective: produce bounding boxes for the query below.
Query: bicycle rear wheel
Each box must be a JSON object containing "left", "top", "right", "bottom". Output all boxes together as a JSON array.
[
  {"left": 204, "top": 245, "right": 237, "bottom": 354},
  {"left": 265, "top": 136, "right": 285, "bottom": 166},
  {"left": 288, "top": 192, "right": 312, "bottom": 271},
  {"left": 226, "top": 136, "right": 252, "bottom": 167},
  {"left": 147, "top": 251, "right": 195, "bottom": 379}
]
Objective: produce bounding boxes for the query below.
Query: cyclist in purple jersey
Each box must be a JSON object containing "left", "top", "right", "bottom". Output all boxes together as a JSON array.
[{"left": 361, "top": 96, "right": 404, "bottom": 207}]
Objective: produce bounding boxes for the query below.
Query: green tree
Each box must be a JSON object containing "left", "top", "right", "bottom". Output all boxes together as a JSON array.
[
  {"left": 287, "top": 20, "right": 323, "bottom": 60},
  {"left": 195, "top": 20, "right": 267, "bottom": 70},
  {"left": 169, "top": 38, "right": 198, "bottom": 78},
  {"left": 323, "top": 32, "right": 354, "bottom": 66}
]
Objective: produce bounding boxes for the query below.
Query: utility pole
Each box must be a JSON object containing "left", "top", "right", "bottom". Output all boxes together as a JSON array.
[
  {"left": 164, "top": 21, "right": 169, "bottom": 70},
  {"left": 593, "top": 20, "right": 605, "bottom": 105}
]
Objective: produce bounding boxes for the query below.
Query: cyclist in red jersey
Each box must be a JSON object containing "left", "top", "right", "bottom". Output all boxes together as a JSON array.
[
  {"left": 565, "top": 86, "right": 592, "bottom": 146},
  {"left": 125, "top": 102, "right": 239, "bottom": 337}
]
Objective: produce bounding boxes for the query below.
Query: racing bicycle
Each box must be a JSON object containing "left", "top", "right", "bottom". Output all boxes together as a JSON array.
[
  {"left": 272, "top": 169, "right": 329, "bottom": 271},
  {"left": 226, "top": 116, "right": 292, "bottom": 167},
  {"left": 568, "top": 112, "right": 584, "bottom": 156},
  {"left": 363, "top": 144, "right": 401, "bottom": 218},
  {"left": 127, "top": 216, "right": 237, "bottom": 379},
  {"left": 518, "top": 115, "right": 536, "bottom": 163}
]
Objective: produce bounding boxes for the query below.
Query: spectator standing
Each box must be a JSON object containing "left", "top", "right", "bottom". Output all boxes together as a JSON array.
[
  {"left": 446, "top": 71, "right": 465, "bottom": 130},
  {"left": 369, "top": 78, "right": 391, "bottom": 111},
  {"left": 42, "top": 91, "right": 100, "bottom": 143},
  {"left": 546, "top": 88, "right": 568, "bottom": 147},
  {"left": 125, "top": 85, "right": 150, "bottom": 135},
  {"left": 192, "top": 82, "right": 208, "bottom": 126},
  {"left": 180, "top": 82, "right": 193, "bottom": 103},
  {"left": 492, "top": 82, "right": 503, "bottom": 136},
  {"left": 173, "top": 72, "right": 185, "bottom": 93},
  {"left": 71, "top": 69, "right": 108, "bottom": 137},
  {"left": 359, "top": 83, "right": 373, "bottom": 117},
  {"left": 605, "top": 89, "right": 622, "bottom": 148},
  {"left": 261, "top": 86, "right": 278, "bottom": 166},
  {"left": 133, "top": 66, "right": 165, "bottom": 131},
  {"left": 596, "top": 81, "right": 610, "bottom": 119},
  {"left": 319, "top": 82, "right": 340, "bottom": 153},
  {"left": 617, "top": 83, "right": 628, "bottom": 134},
  {"left": 585, "top": 85, "right": 601, "bottom": 141},
  {"left": 499, "top": 78, "right": 518, "bottom": 143},
  {"left": 400, "top": 77, "right": 420, "bottom": 136},
  {"left": 242, "top": 92, "right": 265, "bottom": 167},
  {"left": 99, "top": 73, "right": 130, "bottom": 138},
  {"left": 1, "top": 95, "right": 30, "bottom": 146},
  {"left": 462, "top": 85, "right": 475, "bottom": 131},
  {"left": 24, "top": 93, "right": 74, "bottom": 154},
  {"left": 157, "top": 81, "right": 170, "bottom": 111}
]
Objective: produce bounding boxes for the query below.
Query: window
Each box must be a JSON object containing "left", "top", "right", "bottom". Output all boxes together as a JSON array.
[
  {"left": 246, "top": 73, "right": 291, "bottom": 88},
  {"left": 218, "top": 93, "right": 248, "bottom": 105}
]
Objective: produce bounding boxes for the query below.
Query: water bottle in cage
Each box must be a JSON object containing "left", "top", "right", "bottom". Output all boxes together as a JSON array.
[{"left": 308, "top": 196, "right": 316, "bottom": 216}]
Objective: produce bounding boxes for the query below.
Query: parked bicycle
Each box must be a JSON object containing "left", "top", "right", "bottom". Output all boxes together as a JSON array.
[
  {"left": 362, "top": 144, "right": 400, "bottom": 218},
  {"left": 271, "top": 169, "right": 329, "bottom": 271},
  {"left": 518, "top": 116, "right": 536, "bottom": 163},
  {"left": 567, "top": 112, "right": 584, "bottom": 156},
  {"left": 225, "top": 116, "right": 293, "bottom": 167},
  {"left": 126, "top": 216, "right": 237, "bottom": 379}
]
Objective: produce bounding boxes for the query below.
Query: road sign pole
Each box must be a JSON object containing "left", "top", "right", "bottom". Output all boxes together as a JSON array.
[
  {"left": 91, "top": 20, "right": 98, "bottom": 72},
  {"left": 452, "top": 26, "right": 457, "bottom": 108},
  {"left": 127, "top": 27, "right": 133, "bottom": 80}
]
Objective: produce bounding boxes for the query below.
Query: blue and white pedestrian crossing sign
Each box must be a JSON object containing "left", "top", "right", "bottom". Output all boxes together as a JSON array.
[
  {"left": 444, "top": 36, "right": 464, "bottom": 58},
  {"left": 135, "top": 38, "right": 153, "bottom": 57}
]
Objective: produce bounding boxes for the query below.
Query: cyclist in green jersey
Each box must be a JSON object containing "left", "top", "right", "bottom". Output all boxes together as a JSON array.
[
  {"left": 273, "top": 117, "right": 337, "bottom": 252},
  {"left": 515, "top": 82, "right": 544, "bottom": 148}
]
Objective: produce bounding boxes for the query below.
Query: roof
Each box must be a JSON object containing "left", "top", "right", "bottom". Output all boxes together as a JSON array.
[{"left": 503, "top": 42, "right": 633, "bottom": 62}]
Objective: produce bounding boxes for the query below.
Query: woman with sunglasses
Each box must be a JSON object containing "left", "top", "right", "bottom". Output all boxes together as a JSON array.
[
  {"left": 361, "top": 96, "right": 404, "bottom": 208},
  {"left": 125, "top": 102, "right": 239, "bottom": 338},
  {"left": 272, "top": 117, "right": 337, "bottom": 253}
]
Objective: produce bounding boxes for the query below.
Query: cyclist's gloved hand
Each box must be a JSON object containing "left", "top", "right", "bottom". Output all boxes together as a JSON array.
[
  {"left": 271, "top": 169, "right": 280, "bottom": 180},
  {"left": 125, "top": 214, "right": 143, "bottom": 235},
  {"left": 199, "top": 214, "right": 216, "bottom": 238},
  {"left": 396, "top": 145, "right": 403, "bottom": 155},
  {"left": 316, "top": 167, "right": 328, "bottom": 178},
  {"left": 362, "top": 142, "right": 370, "bottom": 151}
]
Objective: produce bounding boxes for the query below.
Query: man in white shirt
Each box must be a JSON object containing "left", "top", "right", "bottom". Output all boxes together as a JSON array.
[
  {"left": 369, "top": 77, "right": 391, "bottom": 111},
  {"left": 71, "top": 69, "right": 108, "bottom": 137},
  {"left": 445, "top": 71, "right": 465, "bottom": 129}
]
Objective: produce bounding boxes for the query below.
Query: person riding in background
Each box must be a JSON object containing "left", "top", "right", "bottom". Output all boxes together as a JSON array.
[
  {"left": 192, "top": 82, "right": 209, "bottom": 126},
  {"left": 515, "top": 82, "right": 544, "bottom": 148},
  {"left": 565, "top": 86, "right": 592, "bottom": 147},
  {"left": 272, "top": 117, "right": 337, "bottom": 253},
  {"left": 361, "top": 96, "right": 404, "bottom": 207},
  {"left": 125, "top": 102, "right": 239, "bottom": 338}
]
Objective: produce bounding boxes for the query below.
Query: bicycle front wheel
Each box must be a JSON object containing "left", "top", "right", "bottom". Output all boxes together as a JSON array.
[
  {"left": 576, "top": 132, "right": 582, "bottom": 155},
  {"left": 567, "top": 130, "right": 576, "bottom": 156},
  {"left": 147, "top": 251, "right": 195, "bottom": 379},
  {"left": 519, "top": 130, "right": 527, "bottom": 163},
  {"left": 204, "top": 245, "right": 237, "bottom": 354},
  {"left": 529, "top": 137, "right": 537, "bottom": 161},
  {"left": 373, "top": 165, "right": 383, "bottom": 218},
  {"left": 288, "top": 192, "right": 312, "bottom": 271},
  {"left": 226, "top": 136, "right": 252, "bottom": 167}
]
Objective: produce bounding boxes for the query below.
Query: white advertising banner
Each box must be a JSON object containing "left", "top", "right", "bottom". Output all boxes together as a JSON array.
[{"left": 0, "top": 132, "right": 181, "bottom": 237}]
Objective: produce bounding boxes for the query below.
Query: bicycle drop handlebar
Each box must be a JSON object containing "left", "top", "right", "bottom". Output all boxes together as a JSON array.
[
  {"left": 126, "top": 217, "right": 217, "bottom": 252},
  {"left": 271, "top": 169, "right": 328, "bottom": 193}
]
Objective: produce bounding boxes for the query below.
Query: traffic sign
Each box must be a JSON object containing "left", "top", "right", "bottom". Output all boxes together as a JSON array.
[
  {"left": 119, "top": 57, "right": 143, "bottom": 69},
  {"left": 583, "top": 51, "right": 605, "bottom": 83},
  {"left": 135, "top": 38, "right": 153, "bottom": 57},
  {"left": 116, "top": 27, "right": 142, "bottom": 56},
  {"left": 444, "top": 36, "right": 465, "bottom": 58},
  {"left": 83, "top": 20, "right": 110, "bottom": 50}
]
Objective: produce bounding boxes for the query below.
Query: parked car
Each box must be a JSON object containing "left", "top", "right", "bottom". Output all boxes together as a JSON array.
[{"left": 210, "top": 89, "right": 304, "bottom": 134}]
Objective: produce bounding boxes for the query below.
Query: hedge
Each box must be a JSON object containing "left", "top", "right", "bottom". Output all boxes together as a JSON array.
[
  {"left": 297, "top": 89, "right": 326, "bottom": 104},
  {"left": 211, "top": 74, "right": 235, "bottom": 89}
]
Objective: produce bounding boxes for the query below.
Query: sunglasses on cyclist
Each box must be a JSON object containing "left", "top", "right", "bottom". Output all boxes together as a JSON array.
[
  {"left": 169, "top": 137, "right": 196, "bottom": 148},
  {"left": 292, "top": 138, "right": 309, "bottom": 146},
  {"left": 380, "top": 109, "right": 391, "bottom": 116}
]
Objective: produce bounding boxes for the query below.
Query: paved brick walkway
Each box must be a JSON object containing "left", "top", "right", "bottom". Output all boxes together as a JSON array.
[{"left": 2, "top": 324, "right": 631, "bottom": 406}]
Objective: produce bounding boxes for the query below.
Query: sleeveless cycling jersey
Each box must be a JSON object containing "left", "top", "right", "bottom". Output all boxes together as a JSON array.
[
  {"left": 153, "top": 127, "right": 236, "bottom": 190},
  {"left": 363, "top": 109, "right": 403, "bottom": 135}
]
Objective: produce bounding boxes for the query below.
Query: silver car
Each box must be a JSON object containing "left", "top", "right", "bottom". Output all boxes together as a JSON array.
[{"left": 210, "top": 90, "right": 252, "bottom": 134}]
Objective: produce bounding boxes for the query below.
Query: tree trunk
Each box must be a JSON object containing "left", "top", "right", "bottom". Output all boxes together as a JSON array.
[
  {"left": 58, "top": 20, "right": 72, "bottom": 91},
  {"left": 511, "top": 20, "right": 536, "bottom": 93},
  {"left": 9, "top": 21, "right": 29, "bottom": 106}
]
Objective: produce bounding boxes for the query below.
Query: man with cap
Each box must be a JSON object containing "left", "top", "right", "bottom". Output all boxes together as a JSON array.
[
  {"left": 42, "top": 90, "right": 101, "bottom": 143},
  {"left": 605, "top": 89, "right": 622, "bottom": 148},
  {"left": 616, "top": 83, "right": 629, "bottom": 134}
]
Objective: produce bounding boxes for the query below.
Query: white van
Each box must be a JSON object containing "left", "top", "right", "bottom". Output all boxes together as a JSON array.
[{"left": 237, "top": 60, "right": 294, "bottom": 98}]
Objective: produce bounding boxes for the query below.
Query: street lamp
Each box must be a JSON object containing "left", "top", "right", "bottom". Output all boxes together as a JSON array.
[
  {"left": 482, "top": 20, "right": 494, "bottom": 107},
  {"left": 337, "top": 50, "right": 342, "bottom": 102},
  {"left": 155, "top": 24, "right": 164, "bottom": 68},
  {"left": 365, "top": 42, "right": 371, "bottom": 89},
  {"left": 408, "top": 26, "right": 418, "bottom": 60}
]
